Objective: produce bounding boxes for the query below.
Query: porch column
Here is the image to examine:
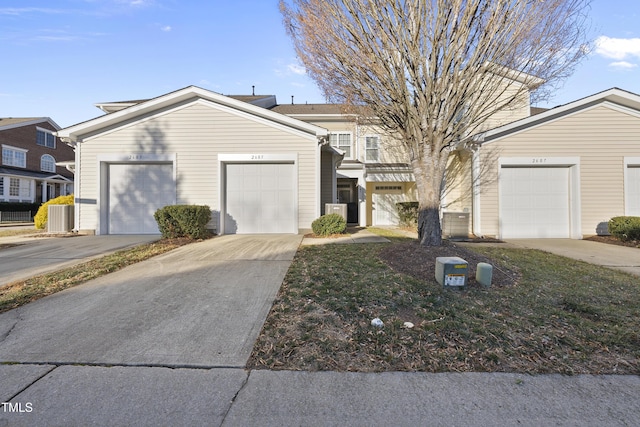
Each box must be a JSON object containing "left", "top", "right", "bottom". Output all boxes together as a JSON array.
[{"left": 41, "top": 181, "right": 47, "bottom": 203}]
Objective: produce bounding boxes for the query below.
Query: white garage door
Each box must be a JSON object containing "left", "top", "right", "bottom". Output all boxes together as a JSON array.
[
  {"left": 225, "top": 163, "right": 295, "bottom": 234},
  {"left": 500, "top": 167, "right": 570, "bottom": 238},
  {"left": 108, "top": 163, "right": 175, "bottom": 234},
  {"left": 372, "top": 186, "right": 404, "bottom": 226},
  {"left": 628, "top": 166, "right": 640, "bottom": 215}
]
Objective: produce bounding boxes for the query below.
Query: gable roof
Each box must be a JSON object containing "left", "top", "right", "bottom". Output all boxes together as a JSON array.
[
  {"left": 479, "top": 88, "right": 640, "bottom": 143},
  {"left": 95, "top": 94, "right": 278, "bottom": 113},
  {"left": 0, "top": 117, "right": 61, "bottom": 131},
  {"left": 58, "top": 86, "right": 328, "bottom": 142}
]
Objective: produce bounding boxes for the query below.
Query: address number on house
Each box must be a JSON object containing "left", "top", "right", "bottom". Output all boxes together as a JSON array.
[
  {"left": 250, "top": 155, "right": 265, "bottom": 160},
  {"left": 532, "top": 158, "right": 547, "bottom": 164}
]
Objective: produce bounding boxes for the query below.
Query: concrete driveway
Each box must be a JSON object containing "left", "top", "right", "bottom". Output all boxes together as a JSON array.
[
  {"left": 0, "top": 234, "right": 160, "bottom": 286},
  {"left": 506, "top": 238, "right": 640, "bottom": 277},
  {"left": 0, "top": 234, "right": 301, "bottom": 368}
]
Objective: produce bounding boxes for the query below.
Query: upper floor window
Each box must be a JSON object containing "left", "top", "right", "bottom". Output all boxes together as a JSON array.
[
  {"left": 41, "top": 154, "right": 56, "bottom": 172},
  {"left": 36, "top": 128, "right": 56, "bottom": 148},
  {"left": 329, "top": 132, "right": 353, "bottom": 159},
  {"left": 2, "top": 145, "right": 27, "bottom": 168},
  {"left": 365, "top": 136, "right": 380, "bottom": 162}
]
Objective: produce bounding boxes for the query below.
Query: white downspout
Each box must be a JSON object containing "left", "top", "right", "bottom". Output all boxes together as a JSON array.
[{"left": 471, "top": 142, "right": 482, "bottom": 237}]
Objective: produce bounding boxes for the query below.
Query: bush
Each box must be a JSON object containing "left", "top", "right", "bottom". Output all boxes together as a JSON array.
[
  {"left": 33, "top": 195, "right": 74, "bottom": 229},
  {"left": 0, "top": 202, "right": 41, "bottom": 214},
  {"left": 608, "top": 216, "right": 640, "bottom": 241},
  {"left": 312, "top": 213, "right": 347, "bottom": 236},
  {"left": 396, "top": 202, "right": 419, "bottom": 227},
  {"left": 154, "top": 205, "right": 212, "bottom": 239}
]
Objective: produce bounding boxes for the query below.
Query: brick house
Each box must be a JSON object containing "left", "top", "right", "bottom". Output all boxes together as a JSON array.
[{"left": 0, "top": 118, "right": 74, "bottom": 204}]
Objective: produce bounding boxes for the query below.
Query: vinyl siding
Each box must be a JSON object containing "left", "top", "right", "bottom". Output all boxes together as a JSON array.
[
  {"left": 77, "top": 101, "right": 318, "bottom": 233},
  {"left": 479, "top": 104, "right": 640, "bottom": 237}
]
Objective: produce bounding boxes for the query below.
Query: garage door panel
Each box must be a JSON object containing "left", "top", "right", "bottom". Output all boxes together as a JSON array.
[
  {"left": 225, "top": 163, "right": 295, "bottom": 234},
  {"left": 108, "top": 163, "right": 175, "bottom": 234},
  {"left": 500, "top": 167, "right": 570, "bottom": 238}
]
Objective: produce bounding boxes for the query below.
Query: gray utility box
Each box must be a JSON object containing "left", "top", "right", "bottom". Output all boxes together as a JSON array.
[
  {"left": 442, "top": 212, "right": 470, "bottom": 238},
  {"left": 435, "top": 257, "right": 468, "bottom": 288},
  {"left": 325, "top": 203, "right": 348, "bottom": 221},
  {"left": 48, "top": 204, "right": 74, "bottom": 233}
]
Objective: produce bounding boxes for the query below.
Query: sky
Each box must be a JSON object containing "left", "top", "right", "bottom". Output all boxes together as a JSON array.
[{"left": 2, "top": 0, "right": 640, "bottom": 128}]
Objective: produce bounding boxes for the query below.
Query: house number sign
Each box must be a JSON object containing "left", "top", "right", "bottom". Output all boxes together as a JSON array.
[
  {"left": 532, "top": 158, "right": 547, "bottom": 164},
  {"left": 250, "top": 154, "right": 265, "bottom": 160}
]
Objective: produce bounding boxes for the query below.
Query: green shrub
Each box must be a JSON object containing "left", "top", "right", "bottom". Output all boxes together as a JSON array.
[
  {"left": 312, "top": 213, "right": 347, "bottom": 236},
  {"left": 154, "top": 205, "right": 212, "bottom": 239},
  {"left": 396, "top": 202, "right": 419, "bottom": 227},
  {"left": 33, "top": 195, "right": 74, "bottom": 229},
  {"left": 608, "top": 216, "right": 640, "bottom": 241},
  {"left": 0, "top": 202, "right": 40, "bottom": 214}
]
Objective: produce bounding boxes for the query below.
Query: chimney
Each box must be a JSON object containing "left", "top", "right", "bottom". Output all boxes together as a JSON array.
[
  {"left": 252, "top": 85, "right": 255, "bottom": 96},
  {"left": 291, "top": 95, "right": 294, "bottom": 105}
]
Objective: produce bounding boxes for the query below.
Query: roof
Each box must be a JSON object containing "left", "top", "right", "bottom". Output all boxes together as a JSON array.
[
  {"left": 59, "top": 86, "right": 328, "bottom": 142},
  {"left": 0, "top": 167, "right": 72, "bottom": 181},
  {"left": 270, "top": 104, "right": 346, "bottom": 115},
  {"left": 95, "top": 94, "right": 278, "bottom": 113},
  {"left": 0, "top": 117, "right": 61, "bottom": 131},
  {"left": 479, "top": 87, "right": 640, "bottom": 143}
]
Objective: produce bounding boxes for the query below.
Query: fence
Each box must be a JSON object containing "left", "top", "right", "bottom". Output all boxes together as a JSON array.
[{"left": 0, "top": 211, "right": 33, "bottom": 223}]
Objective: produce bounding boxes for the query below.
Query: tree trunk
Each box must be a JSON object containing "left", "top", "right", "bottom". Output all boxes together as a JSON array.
[
  {"left": 417, "top": 206, "right": 442, "bottom": 246},
  {"left": 412, "top": 153, "right": 447, "bottom": 247}
]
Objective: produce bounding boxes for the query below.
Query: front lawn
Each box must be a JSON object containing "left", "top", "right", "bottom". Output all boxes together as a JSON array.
[{"left": 248, "top": 233, "right": 640, "bottom": 374}]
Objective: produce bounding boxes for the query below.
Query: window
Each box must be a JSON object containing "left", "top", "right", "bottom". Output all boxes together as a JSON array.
[
  {"left": 329, "top": 132, "right": 353, "bottom": 159},
  {"left": 37, "top": 128, "right": 56, "bottom": 148},
  {"left": 9, "top": 178, "right": 30, "bottom": 198},
  {"left": 365, "top": 136, "right": 380, "bottom": 162},
  {"left": 2, "top": 145, "right": 27, "bottom": 168},
  {"left": 41, "top": 154, "right": 56, "bottom": 172}
]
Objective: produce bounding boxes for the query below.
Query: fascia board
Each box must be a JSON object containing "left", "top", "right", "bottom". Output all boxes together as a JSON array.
[
  {"left": 0, "top": 117, "right": 60, "bottom": 132},
  {"left": 480, "top": 88, "right": 640, "bottom": 144},
  {"left": 59, "top": 86, "right": 328, "bottom": 141}
]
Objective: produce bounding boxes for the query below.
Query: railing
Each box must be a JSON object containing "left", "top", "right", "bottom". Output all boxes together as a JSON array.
[{"left": 0, "top": 211, "right": 33, "bottom": 223}]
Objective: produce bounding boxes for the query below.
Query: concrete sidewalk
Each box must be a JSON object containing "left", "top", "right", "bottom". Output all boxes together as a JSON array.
[
  {"left": 301, "top": 227, "right": 389, "bottom": 245},
  {"left": 2, "top": 365, "right": 638, "bottom": 426}
]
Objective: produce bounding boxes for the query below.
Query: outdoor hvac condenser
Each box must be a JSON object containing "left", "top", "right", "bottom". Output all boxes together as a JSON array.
[
  {"left": 47, "top": 204, "right": 74, "bottom": 233},
  {"left": 435, "top": 257, "right": 468, "bottom": 289},
  {"left": 324, "top": 203, "right": 348, "bottom": 221}
]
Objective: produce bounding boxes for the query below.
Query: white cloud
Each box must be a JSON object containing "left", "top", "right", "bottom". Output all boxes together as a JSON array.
[
  {"left": 0, "top": 7, "right": 68, "bottom": 15},
  {"left": 287, "top": 63, "right": 306, "bottom": 75},
  {"left": 160, "top": 25, "right": 171, "bottom": 32},
  {"left": 609, "top": 61, "right": 638, "bottom": 69},
  {"left": 595, "top": 36, "right": 640, "bottom": 60}
]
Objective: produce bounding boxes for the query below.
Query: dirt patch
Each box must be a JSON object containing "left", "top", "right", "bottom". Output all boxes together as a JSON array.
[
  {"left": 585, "top": 235, "right": 640, "bottom": 249},
  {"left": 379, "top": 240, "right": 519, "bottom": 287}
]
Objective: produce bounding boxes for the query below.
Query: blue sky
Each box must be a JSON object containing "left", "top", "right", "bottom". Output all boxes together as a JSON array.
[{"left": 2, "top": 0, "right": 640, "bottom": 128}]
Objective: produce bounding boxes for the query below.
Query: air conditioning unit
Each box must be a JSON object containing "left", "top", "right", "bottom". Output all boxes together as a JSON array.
[
  {"left": 442, "top": 212, "right": 470, "bottom": 238},
  {"left": 324, "top": 203, "right": 348, "bottom": 221},
  {"left": 48, "top": 205, "right": 74, "bottom": 233}
]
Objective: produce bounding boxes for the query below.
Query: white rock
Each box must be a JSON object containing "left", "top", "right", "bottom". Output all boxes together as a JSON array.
[
  {"left": 371, "top": 318, "right": 384, "bottom": 328},
  {"left": 403, "top": 322, "right": 414, "bottom": 329}
]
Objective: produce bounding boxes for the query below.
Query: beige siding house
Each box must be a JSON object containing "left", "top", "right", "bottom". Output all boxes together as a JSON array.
[
  {"left": 475, "top": 88, "right": 640, "bottom": 239},
  {"left": 57, "top": 86, "right": 333, "bottom": 235}
]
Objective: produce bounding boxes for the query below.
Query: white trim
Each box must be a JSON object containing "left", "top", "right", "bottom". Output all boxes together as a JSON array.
[
  {"left": 2, "top": 144, "right": 28, "bottom": 168},
  {"left": 481, "top": 89, "right": 640, "bottom": 144},
  {"left": 58, "top": 86, "right": 328, "bottom": 142},
  {"left": 218, "top": 153, "right": 299, "bottom": 235},
  {"left": 96, "top": 153, "right": 177, "bottom": 235},
  {"left": 624, "top": 157, "right": 640, "bottom": 216},
  {"left": 498, "top": 157, "right": 581, "bottom": 239},
  {"left": 0, "top": 118, "right": 60, "bottom": 132},
  {"left": 472, "top": 149, "right": 482, "bottom": 236}
]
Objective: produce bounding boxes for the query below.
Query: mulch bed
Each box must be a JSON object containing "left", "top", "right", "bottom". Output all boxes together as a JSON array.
[
  {"left": 585, "top": 235, "right": 640, "bottom": 248},
  {"left": 379, "top": 240, "right": 520, "bottom": 287}
]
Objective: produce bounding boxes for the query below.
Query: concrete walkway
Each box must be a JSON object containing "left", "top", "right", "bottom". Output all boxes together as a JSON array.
[
  {"left": 1, "top": 232, "right": 639, "bottom": 425},
  {"left": 301, "top": 227, "right": 389, "bottom": 245},
  {"left": 506, "top": 238, "right": 640, "bottom": 277}
]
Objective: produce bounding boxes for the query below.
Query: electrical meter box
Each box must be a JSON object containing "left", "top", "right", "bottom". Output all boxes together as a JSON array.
[{"left": 435, "top": 257, "right": 468, "bottom": 288}]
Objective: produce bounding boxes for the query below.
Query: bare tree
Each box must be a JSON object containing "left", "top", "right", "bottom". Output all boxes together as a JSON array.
[{"left": 281, "top": 0, "right": 591, "bottom": 246}]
